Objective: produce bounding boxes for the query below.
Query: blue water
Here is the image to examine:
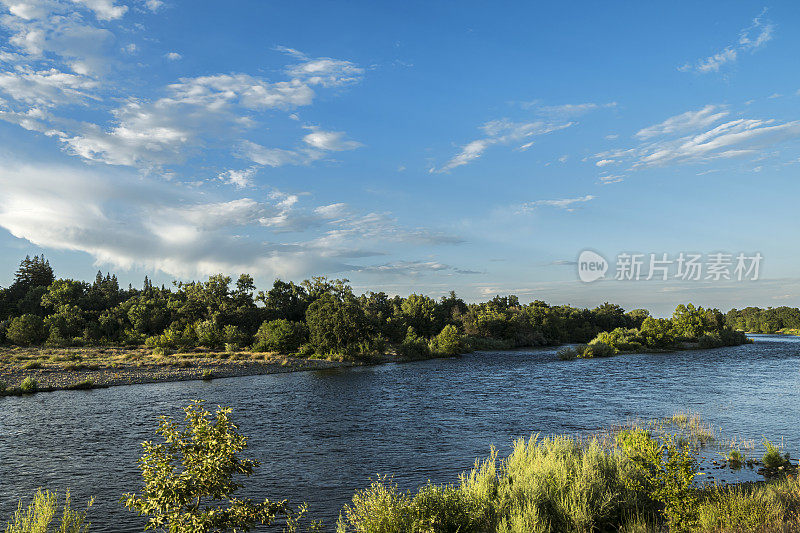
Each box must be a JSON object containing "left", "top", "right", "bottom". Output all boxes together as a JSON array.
[{"left": 1, "top": 335, "right": 798, "bottom": 531}]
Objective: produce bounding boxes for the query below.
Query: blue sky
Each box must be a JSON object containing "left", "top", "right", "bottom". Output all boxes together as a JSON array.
[{"left": 1, "top": 1, "right": 799, "bottom": 315}]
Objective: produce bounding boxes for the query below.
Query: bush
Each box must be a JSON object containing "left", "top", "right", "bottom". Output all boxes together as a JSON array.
[
  {"left": 556, "top": 346, "right": 579, "bottom": 360},
  {"left": 762, "top": 439, "right": 791, "bottom": 471},
  {"left": 3, "top": 488, "right": 92, "bottom": 533},
  {"left": 397, "top": 328, "right": 430, "bottom": 359},
  {"left": 0, "top": 380, "right": 6, "bottom": 393},
  {"left": 338, "top": 435, "right": 654, "bottom": 533},
  {"left": 252, "top": 319, "right": 308, "bottom": 353},
  {"left": 201, "top": 369, "right": 214, "bottom": 381},
  {"left": 728, "top": 449, "right": 744, "bottom": 468},
  {"left": 22, "top": 360, "right": 42, "bottom": 369},
  {"left": 20, "top": 377, "right": 38, "bottom": 393},
  {"left": 6, "top": 314, "right": 46, "bottom": 346},
  {"left": 337, "top": 476, "right": 413, "bottom": 532},
  {"left": 194, "top": 319, "right": 222, "bottom": 348},
  {"left": 222, "top": 324, "right": 247, "bottom": 349},
  {"left": 579, "top": 341, "right": 616, "bottom": 358},
  {"left": 695, "top": 477, "right": 800, "bottom": 532},
  {"left": 66, "top": 379, "right": 95, "bottom": 390},
  {"left": 124, "top": 401, "right": 295, "bottom": 532},
  {"left": 428, "top": 324, "right": 465, "bottom": 356},
  {"left": 617, "top": 429, "right": 699, "bottom": 532}
]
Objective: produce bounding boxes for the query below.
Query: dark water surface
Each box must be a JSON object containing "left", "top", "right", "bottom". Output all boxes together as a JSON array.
[{"left": 1, "top": 335, "right": 798, "bottom": 530}]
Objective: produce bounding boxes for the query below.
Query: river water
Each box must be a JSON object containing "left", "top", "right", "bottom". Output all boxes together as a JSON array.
[{"left": 1, "top": 334, "right": 798, "bottom": 530}]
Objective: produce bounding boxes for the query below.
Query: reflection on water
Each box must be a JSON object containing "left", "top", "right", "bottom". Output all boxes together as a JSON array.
[{"left": 1, "top": 335, "right": 798, "bottom": 531}]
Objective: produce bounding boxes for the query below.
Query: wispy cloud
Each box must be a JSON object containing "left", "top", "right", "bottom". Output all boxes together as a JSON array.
[
  {"left": 432, "top": 119, "right": 573, "bottom": 173},
  {"left": 679, "top": 9, "right": 774, "bottom": 74},
  {"left": 357, "top": 260, "right": 480, "bottom": 276},
  {"left": 594, "top": 105, "right": 800, "bottom": 170},
  {"left": 518, "top": 195, "right": 595, "bottom": 212},
  {"left": 635, "top": 105, "right": 729, "bottom": 140}
]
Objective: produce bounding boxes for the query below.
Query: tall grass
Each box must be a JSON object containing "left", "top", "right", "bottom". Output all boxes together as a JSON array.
[
  {"left": 337, "top": 427, "right": 800, "bottom": 533},
  {"left": 338, "top": 435, "right": 657, "bottom": 533}
]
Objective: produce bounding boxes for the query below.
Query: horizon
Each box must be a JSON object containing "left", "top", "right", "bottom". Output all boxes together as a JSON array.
[{"left": 2, "top": 1, "right": 800, "bottom": 316}]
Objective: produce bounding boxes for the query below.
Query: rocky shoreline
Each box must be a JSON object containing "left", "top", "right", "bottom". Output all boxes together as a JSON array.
[{"left": 0, "top": 356, "right": 351, "bottom": 395}]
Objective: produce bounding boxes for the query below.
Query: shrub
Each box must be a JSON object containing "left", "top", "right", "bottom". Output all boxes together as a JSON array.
[
  {"left": 66, "top": 379, "right": 95, "bottom": 390},
  {"left": 397, "top": 328, "right": 430, "bottom": 359},
  {"left": 579, "top": 341, "right": 616, "bottom": 358},
  {"left": 194, "top": 319, "right": 222, "bottom": 348},
  {"left": 428, "top": 324, "right": 464, "bottom": 356},
  {"left": 336, "top": 476, "right": 413, "bottom": 532},
  {"left": 222, "top": 324, "right": 247, "bottom": 349},
  {"left": 124, "top": 401, "right": 294, "bottom": 532},
  {"left": 22, "top": 360, "right": 42, "bottom": 370},
  {"left": 201, "top": 369, "right": 214, "bottom": 381},
  {"left": 762, "top": 439, "right": 791, "bottom": 470},
  {"left": 410, "top": 483, "right": 481, "bottom": 532},
  {"left": 252, "top": 319, "right": 308, "bottom": 353},
  {"left": 3, "top": 488, "right": 92, "bottom": 533},
  {"left": 20, "top": 377, "right": 39, "bottom": 393},
  {"left": 617, "top": 429, "right": 699, "bottom": 532},
  {"left": 0, "top": 380, "right": 6, "bottom": 393},
  {"left": 6, "top": 314, "right": 46, "bottom": 346},
  {"left": 496, "top": 435, "right": 647, "bottom": 532},
  {"left": 556, "top": 346, "right": 578, "bottom": 360},
  {"left": 728, "top": 449, "right": 744, "bottom": 468},
  {"left": 696, "top": 478, "right": 800, "bottom": 532}
]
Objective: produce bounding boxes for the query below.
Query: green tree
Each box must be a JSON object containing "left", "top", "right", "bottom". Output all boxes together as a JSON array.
[
  {"left": 429, "top": 324, "right": 464, "bottom": 356},
  {"left": 124, "top": 401, "right": 293, "bottom": 532},
  {"left": 252, "top": 319, "right": 307, "bottom": 353},
  {"left": 6, "top": 314, "right": 46, "bottom": 346},
  {"left": 305, "top": 292, "right": 368, "bottom": 355}
]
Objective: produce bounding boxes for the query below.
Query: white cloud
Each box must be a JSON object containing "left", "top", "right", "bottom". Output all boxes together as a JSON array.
[
  {"left": 599, "top": 174, "right": 625, "bottom": 184},
  {"left": 57, "top": 72, "right": 351, "bottom": 167},
  {"left": 72, "top": 0, "right": 127, "bottom": 20},
  {"left": 142, "top": 0, "right": 162, "bottom": 12},
  {"left": 433, "top": 119, "right": 573, "bottom": 172},
  {"left": 240, "top": 141, "right": 307, "bottom": 168},
  {"left": 0, "top": 67, "right": 99, "bottom": 105},
  {"left": 0, "top": 159, "right": 464, "bottom": 279},
  {"left": 536, "top": 102, "right": 617, "bottom": 117},
  {"left": 595, "top": 159, "right": 614, "bottom": 167},
  {"left": 635, "top": 105, "right": 729, "bottom": 139},
  {"left": 682, "top": 10, "right": 774, "bottom": 74},
  {"left": 218, "top": 167, "right": 257, "bottom": 189},
  {"left": 164, "top": 51, "right": 181, "bottom": 61},
  {"left": 284, "top": 56, "right": 364, "bottom": 87},
  {"left": 302, "top": 126, "right": 362, "bottom": 151},
  {"left": 0, "top": 1, "right": 119, "bottom": 74},
  {"left": 518, "top": 195, "right": 595, "bottom": 212}
]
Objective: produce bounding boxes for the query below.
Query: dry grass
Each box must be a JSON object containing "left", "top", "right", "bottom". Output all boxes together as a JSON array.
[{"left": 0, "top": 345, "right": 292, "bottom": 371}]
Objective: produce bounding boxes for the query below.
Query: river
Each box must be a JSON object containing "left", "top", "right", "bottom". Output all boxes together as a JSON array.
[{"left": 1, "top": 334, "right": 798, "bottom": 531}]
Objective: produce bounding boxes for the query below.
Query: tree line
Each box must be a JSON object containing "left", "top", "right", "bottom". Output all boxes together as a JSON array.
[
  {"left": 725, "top": 306, "right": 800, "bottom": 334},
  {"left": 0, "top": 255, "right": 757, "bottom": 358}
]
